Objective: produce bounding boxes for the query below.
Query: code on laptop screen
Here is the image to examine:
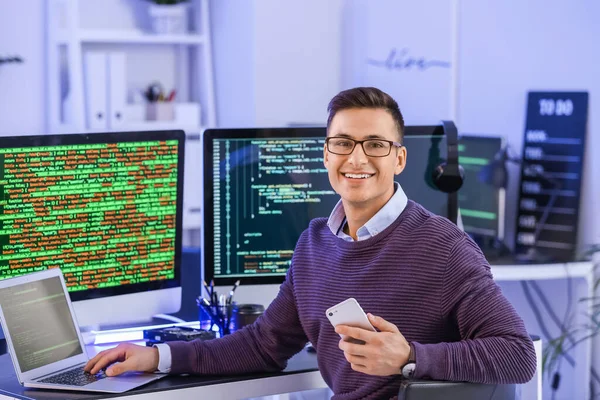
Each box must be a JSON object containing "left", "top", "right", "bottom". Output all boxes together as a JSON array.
[{"left": 0, "top": 276, "right": 82, "bottom": 372}]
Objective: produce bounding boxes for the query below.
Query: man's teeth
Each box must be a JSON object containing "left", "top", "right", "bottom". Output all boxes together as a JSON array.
[{"left": 344, "top": 173, "right": 372, "bottom": 179}]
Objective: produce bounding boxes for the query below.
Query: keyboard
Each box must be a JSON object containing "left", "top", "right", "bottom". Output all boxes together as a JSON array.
[{"left": 39, "top": 367, "right": 107, "bottom": 386}]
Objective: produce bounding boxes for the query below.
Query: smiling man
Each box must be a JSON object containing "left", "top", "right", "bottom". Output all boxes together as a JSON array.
[
  {"left": 85, "top": 87, "right": 536, "bottom": 399},
  {"left": 323, "top": 105, "right": 406, "bottom": 241}
]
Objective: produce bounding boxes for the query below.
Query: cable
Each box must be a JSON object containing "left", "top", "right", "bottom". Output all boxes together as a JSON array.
[
  {"left": 520, "top": 281, "right": 576, "bottom": 367},
  {"left": 550, "top": 357, "right": 562, "bottom": 400},
  {"left": 531, "top": 270, "right": 572, "bottom": 395}
]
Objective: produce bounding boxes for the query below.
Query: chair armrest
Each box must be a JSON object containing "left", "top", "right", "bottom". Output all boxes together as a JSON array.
[{"left": 398, "top": 379, "right": 516, "bottom": 400}]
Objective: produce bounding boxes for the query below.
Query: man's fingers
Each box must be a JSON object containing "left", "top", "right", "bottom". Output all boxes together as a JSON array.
[
  {"left": 87, "top": 349, "right": 126, "bottom": 375},
  {"left": 339, "top": 339, "right": 368, "bottom": 356},
  {"left": 367, "top": 313, "right": 400, "bottom": 333},
  {"left": 84, "top": 350, "right": 111, "bottom": 372},
  {"left": 350, "top": 363, "right": 368, "bottom": 374},
  {"left": 335, "top": 325, "right": 376, "bottom": 342},
  {"left": 343, "top": 351, "right": 366, "bottom": 365}
]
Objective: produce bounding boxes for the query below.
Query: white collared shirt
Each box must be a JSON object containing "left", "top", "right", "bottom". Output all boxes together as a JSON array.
[{"left": 326, "top": 182, "right": 408, "bottom": 241}]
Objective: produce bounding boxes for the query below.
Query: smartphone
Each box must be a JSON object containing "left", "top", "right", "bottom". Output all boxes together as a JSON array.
[{"left": 326, "top": 298, "right": 376, "bottom": 344}]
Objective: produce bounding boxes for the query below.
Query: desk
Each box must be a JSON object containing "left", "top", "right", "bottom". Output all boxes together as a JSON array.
[
  {"left": 0, "top": 348, "right": 327, "bottom": 400},
  {"left": 0, "top": 262, "right": 592, "bottom": 400}
]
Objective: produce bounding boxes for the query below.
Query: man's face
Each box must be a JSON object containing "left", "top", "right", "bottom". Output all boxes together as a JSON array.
[{"left": 324, "top": 108, "right": 407, "bottom": 210}]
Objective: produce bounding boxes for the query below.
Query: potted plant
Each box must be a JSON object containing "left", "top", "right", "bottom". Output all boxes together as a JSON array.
[{"left": 146, "top": 0, "right": 190, "bottom": 34}]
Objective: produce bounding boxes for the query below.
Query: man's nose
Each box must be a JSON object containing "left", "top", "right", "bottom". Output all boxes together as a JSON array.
[{"left": 347, "top": 143, "right": 368, "bottom": 165}]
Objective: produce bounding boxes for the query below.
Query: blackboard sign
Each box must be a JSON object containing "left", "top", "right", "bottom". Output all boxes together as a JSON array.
[{"left": 514, "top": 92, "right": 589, "bottom": 262}]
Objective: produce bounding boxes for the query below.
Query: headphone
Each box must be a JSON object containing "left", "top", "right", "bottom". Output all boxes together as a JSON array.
[{"left": 428, "top": 120, "right": 464, "bottom": 193}]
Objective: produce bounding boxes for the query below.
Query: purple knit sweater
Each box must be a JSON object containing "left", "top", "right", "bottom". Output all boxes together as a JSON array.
[{"left": 168, "top": 201, "right": 536, "bottom": 399}]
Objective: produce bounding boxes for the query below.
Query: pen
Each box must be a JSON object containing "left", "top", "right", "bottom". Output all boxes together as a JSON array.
[
  {"left": 198, "top": 303, "right": 217, "bottom": 331},
  {"left": 196, "top": 296, "right": 211, "bottom": 308},
  {"left": 200, "top": 296, "right": 211, "bottom": 307},
  {"left": 210, "top": 279, "right": 215, "bottom": 305},
  {"left": 227, "top": 280, "right": 240, "bottom": 305},
  {"left": 203, "top": 280, "right": 211, "bottom": 299}
]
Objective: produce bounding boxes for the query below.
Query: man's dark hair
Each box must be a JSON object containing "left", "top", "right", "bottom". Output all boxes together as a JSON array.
[{"left": 326, "top": 87, "right": 405, "bottom": 140}]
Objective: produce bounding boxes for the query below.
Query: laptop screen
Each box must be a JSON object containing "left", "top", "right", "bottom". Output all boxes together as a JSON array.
[{"left": 0, "top": 276, "right": 83, "bottom": 372}]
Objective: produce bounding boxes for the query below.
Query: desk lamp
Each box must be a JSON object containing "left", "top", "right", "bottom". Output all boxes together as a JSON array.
[{"left": 480, "top": 145, "right": 560, "bottom": 263}]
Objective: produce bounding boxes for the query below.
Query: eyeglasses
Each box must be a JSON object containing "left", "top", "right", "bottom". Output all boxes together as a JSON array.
[{"left": 325, "top": 137, "right": 403, "bottom": 157}]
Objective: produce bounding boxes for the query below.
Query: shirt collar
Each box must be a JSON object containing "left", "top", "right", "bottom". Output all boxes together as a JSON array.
[{"left": 327, "top": 182, "right": 408, "bottom": 241}]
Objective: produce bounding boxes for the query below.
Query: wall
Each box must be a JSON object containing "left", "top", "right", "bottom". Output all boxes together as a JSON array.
[
  {"left": 254, "top": 0, "right": 342, "bottom": 127},
  {"left": 211, "top": 0, "right": 343, "bottom": 127},
  {"left": 210, "top": 0, "right": 256, "bottom": 127},
  {"left": 341, "top": 0, "right": 456, "bottom": 125},
  {"left": 0, "top": 0, "right": 45, "bottom": 136}
]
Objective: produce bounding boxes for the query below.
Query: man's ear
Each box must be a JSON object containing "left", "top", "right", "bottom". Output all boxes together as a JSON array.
[
  {"left": 395, "top": 146, "right": 407, "bottom": 175},
  {"left": 323, "top": 145, "right": 329, "bottom": 168}
]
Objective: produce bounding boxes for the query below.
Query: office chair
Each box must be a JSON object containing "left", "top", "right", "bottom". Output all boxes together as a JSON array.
[
  {"left": 398, "top": 380, "right": 516, "bottom": 400},
  {"left": 397, "top": 334, "right": 540, "bottom": 400}
]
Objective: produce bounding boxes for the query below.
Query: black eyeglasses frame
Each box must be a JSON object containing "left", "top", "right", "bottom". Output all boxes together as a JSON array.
[{"left": 325, "top": 137, "right": 403, "bottom": 157}]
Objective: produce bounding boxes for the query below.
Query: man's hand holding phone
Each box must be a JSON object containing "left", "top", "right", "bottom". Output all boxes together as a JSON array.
[{"left": 327, "top": 299, "right": 411, "bottom": 376}]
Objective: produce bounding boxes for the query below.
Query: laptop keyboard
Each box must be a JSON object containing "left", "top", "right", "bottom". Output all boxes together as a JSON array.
[{"left": 39, "top": 367, "right": 107, "bottom": 386}]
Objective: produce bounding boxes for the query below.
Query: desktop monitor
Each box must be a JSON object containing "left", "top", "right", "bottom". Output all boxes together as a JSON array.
[
  {"left": 202, "top": 126, "right": 452, "bottom": 286},
  {"left": 0, "top": 130, "right": 185, "bottom": 329},
  {"left": 458, "top": 135, "right": 505, "bottom": 241}
]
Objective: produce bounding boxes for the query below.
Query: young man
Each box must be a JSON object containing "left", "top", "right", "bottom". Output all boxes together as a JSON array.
[{"left": 85, "top": 87, "right": 536, "bottom": 399}]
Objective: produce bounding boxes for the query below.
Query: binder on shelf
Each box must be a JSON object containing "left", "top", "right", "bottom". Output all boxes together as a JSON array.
[
  {"left": 83, "top": 51, "right": 108, "bottom": 130},
  {"left": 107, "top": 52, "right": 127, "bottom": 129}
]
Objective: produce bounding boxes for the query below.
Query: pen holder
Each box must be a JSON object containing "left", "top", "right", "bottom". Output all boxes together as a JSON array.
[
  {"left": 146, "top": 102, "right": 175, "bottom": 121},
  {"left": 198, "top": 303, "right": 237, "bottom": 337},
  {"left": 230, "top": 304, "right": 265, "bottom": 332}
]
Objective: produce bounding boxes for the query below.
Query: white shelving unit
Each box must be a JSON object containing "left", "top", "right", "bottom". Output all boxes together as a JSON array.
[
  {"left": 45, "top": 0, "right": 214, "bottom": 233},
  {"left": 75, "top": 30, "right": 207, "bottom": 45}
]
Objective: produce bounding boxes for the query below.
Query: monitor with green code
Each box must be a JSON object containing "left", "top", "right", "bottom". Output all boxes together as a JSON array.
[
  {"left": 0, "top": 130, "right": 185, "bottom": 328},
  {"left": 458, "top": 135, "right": 504, "bottom": 240}
]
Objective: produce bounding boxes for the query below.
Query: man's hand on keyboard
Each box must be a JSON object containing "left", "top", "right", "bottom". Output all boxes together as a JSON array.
[{"left": 84, "top": 343, "right": 159, "bottom": 377}]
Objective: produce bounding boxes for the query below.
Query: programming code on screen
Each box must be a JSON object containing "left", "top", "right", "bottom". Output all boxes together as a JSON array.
[
  {"left": 457, "top": 137, "right": 502, "bottom": 238},
  {"left": 0, "top": 277, "right": 82, "bottom": 372},
  {"left": 0, "top": 140, "right": 179, "bottom": 291},
  {"left": 212, "top": 138, "right": 338, "bottom": 278}
]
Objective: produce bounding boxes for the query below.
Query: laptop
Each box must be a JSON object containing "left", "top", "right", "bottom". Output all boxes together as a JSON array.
[{"left": 0, "top": 268, "right": 166, "bottom": 393}]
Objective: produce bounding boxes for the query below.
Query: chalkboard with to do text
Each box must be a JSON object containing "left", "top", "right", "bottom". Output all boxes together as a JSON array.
[{"left": 514, "top": 91, "right": 588, "bottom": 262}]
